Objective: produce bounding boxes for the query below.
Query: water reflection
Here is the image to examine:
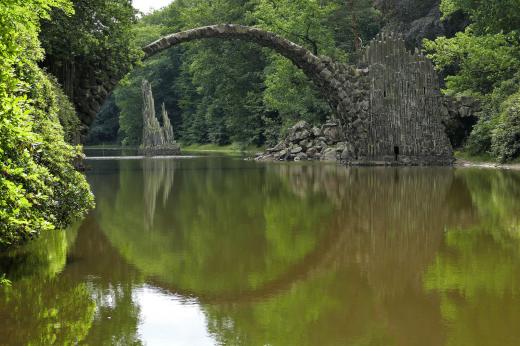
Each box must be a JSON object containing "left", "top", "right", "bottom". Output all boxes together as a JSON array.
[
  {"left": 2, "top": 158, "right": 520, "bottom": 346},
  {"left": 143, "top": 159, "right": 176, "bottom": 230},
  {"left": 424, "top": 170, "right": 520, "bottom": 346},
  {"left": 95, "top": 158, "right": 336, "bottom": 299},
  {"left": 0, "top": 226, "right": 95, "bottom": 345}
]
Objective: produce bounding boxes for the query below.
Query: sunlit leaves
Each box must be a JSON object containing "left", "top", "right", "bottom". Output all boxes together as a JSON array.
[{"left": 0, "top": 0, "right": 93, "bottom": 246}]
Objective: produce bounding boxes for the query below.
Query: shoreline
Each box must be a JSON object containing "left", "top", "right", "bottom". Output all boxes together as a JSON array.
[{"left": 454, "top": 159, "right": 520, "bottom": 170}]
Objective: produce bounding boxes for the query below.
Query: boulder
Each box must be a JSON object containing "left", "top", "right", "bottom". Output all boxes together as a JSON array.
[
  {"left": 278, "top": 149, "right": 288, "bottom": 158},
  {"left": 321, "top": 122, "right": 342, "bottom": 144},
  {"left": 321, "top": 147, "right": 337, "bottom": 161},
  {"left": 299, "top": 139, "right": 310, "bottom": 149},
  {"left": 291, "top": 120, "right": 309, "bottom": 132},
  {"left": 340, "top": 148, "right": 350, "bottom": 161},
  {"left": 291, "top": 146, "right": 303, "bottom": 154},
  {"left": 295, "top": 152, "right": 308, "bottom": 161},
  {"left": 272, "top": 142, "right": 286, "bottom": 151},
  {"left": 306, "top": 147, "right": 318, "bottom": 158}
]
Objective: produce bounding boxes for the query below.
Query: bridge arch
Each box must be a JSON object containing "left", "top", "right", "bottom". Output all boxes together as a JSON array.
[
  {"left": 142, "top": 24, "right": 337, "bottom": 94},
  {"left": 139, "top": 24, "right": 359, "bottom": 153},
  {"left": 86, "top": 25, "right": 454, "bottom": 165}
]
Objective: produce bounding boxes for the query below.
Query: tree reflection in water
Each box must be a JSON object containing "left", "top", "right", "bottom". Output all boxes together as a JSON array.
[
  {"left": 0, "top": 226, "right": 95, "bottom": 345},
  {"left": 424, "top": 169, "right": 520, "bottom": 346},
  {"left": 3, "top": 158, "right": 520, "bottom": 346}
]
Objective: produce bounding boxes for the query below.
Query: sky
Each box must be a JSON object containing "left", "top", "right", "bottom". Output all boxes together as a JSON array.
[{"left": 133, "top": 0, "right": 173, "bottom": 13}]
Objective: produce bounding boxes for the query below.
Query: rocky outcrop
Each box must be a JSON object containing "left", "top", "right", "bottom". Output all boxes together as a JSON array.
[
  {"left": 373, "top": 0, "right": 469, "bottom": 49},
  {"left": 139, "top": 80, "right": 181, "bottom": 156},
  {"left": 255, "top": 121, "right": 348, "bottom": 162},
  {"left": 441, "top": 96, "right": 481, "bottom": 148}
]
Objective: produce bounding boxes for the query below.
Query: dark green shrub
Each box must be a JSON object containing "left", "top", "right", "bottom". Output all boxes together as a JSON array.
[{"left": 492, "top": 92, "right": 520, "bottom": 163}]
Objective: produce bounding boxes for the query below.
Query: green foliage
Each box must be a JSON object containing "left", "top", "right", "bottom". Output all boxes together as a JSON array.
[
  {"left": 425, "top": 31, "right": 520, "bottom": 96},
  {"left": 263, "top": 56, "right": 330, "bottom": 127},
  {"left": 252, "top": 0, "right": 340, "bottom": 56},
  {"left": 440, "top": 0, "right": 520, "bottom": 34},
  {"left": 49, "top": 76, "right": 82, "bottom": 144},
  {"left": 0, "top": 274, "right": 11, "bottom": 287},
  {"left": 0, "top": 0, "right": 94, "bottom": 247},
  {"left": 463, "top": 116, "right": 499, "bottom": 157},
  {"left": 110, "top": 0, "right": 380, "bottom": 147},
  {"left": 86, "top": 95, "right": 120, "bottom": 144},
  {"left": 425, "top": 0, "right": 520, "bottom": 161},
  {"left": 40, "top": 0, "right": 141, "bottom": 94},
  {"left": 492, "top": 92, "right": 520, "bottom": 162}
]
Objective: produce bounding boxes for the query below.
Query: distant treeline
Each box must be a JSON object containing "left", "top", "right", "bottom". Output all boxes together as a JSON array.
[
  {"left": 88, "top": 0, "right": 520, "bottom": 163},
  {"left": 88, "top": 0, "right": 381, "bottom": 147}
]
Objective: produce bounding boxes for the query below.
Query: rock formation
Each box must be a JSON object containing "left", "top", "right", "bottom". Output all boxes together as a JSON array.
[
  {"left": 255, "top": 120, "right": 348, "bottom": 162},
  {"left": 359, "top": 32, "right": 453, "bottom": 165},
  {"left": 139, "top": 80, "right": 181, "bottom": 156},
  {"left": 441, "top": 96, "right": 481, "bottom": 148},
  {"left": 373, "top": 0, "right": 469, "bottom": 49}
]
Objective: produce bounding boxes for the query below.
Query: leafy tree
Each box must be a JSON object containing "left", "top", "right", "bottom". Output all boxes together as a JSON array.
[
  {"left": 109, "top": 0, "right": 380, "bottom": 147},
  {"left": 40, "top": 0, "right": 141, "bottom": 128},
  {"left": 492, "top": 92, "right": 520, "bottom": 162},
  {"left": 0, "top": 0, "right": 94, "bottom": 247},
  {"left": 424, "top": 0, "right": 520, "bottom": 160}
]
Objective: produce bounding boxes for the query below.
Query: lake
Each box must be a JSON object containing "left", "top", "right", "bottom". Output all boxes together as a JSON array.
[{"left": 1, "top": 154, "right": 520, "bottom": 345}]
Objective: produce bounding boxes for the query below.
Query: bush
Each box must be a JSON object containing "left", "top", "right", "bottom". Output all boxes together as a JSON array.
[
  {"left": 0, "top": 0, "right": 94, "bottom": 248},
  {"left": 492, "top": 92, "right": 520, "bottom": 163},
  {"left": 464, "top": 117, "right": 497, "bottom": 157},
  {"left": 50, "top": 76, "right": 83, "bottom": 144}
]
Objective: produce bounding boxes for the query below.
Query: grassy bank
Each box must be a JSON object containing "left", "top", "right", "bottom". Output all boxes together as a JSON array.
[
  {"left": 455, "top": 150, "right": 520, "bottom": 164},
  {"left": 181, "top": 143, "right": 264, "bottom": 154},
  {"left": 455, "top": 150, "right": 520, "bottom": 170},
  {"left": 83, "top": 143, "right": 264, "bottom": 155},
  {"left": 454, "top": 150, "right": 496, "bottom": 164}
]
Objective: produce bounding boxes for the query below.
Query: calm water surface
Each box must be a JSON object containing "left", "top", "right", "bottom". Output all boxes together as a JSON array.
[{"left": 2, "top": 155, "right": 520, "bottom": 345}]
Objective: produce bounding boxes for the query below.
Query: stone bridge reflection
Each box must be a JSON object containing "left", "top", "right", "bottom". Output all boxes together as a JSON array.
[
  {"left": 4, "top": 158, "right": 520, "bottom": 345},
  {"left": 93, "top": 159, "right": 473, "bottom": 304}
]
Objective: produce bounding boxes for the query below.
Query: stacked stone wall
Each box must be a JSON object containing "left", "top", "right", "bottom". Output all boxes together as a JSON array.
[{"left": 357, "top": 32, "right": 453, "bottom": 165}]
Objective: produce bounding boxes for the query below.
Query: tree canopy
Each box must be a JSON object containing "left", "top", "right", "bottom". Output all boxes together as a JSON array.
[
  {"left": 109, "top": 0, "right": 381, "bottom": 147},
  {"left": 425, "top": 0, "right": 520, "bottom": 161},
  {"left": 0, "top": 0, "right": 94, "bottom": 247}
]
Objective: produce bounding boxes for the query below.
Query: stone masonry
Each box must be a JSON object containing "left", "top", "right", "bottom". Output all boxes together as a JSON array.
[
  {"left": 255, "top": 120, "right": 346, "bottom": 162},
  {"left": 142, "top": 25, "right": 454, "bottom": 165},
  {"left": 78, "top": 24, "right": 458, "bottom": 165},
  {"left": 358, "top": 32, "right": 454, "bottom": 165}
]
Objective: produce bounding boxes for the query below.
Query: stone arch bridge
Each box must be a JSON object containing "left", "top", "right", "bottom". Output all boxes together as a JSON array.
[{"left": 86, "top": 24, "right": 454, "bottom": 165}]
